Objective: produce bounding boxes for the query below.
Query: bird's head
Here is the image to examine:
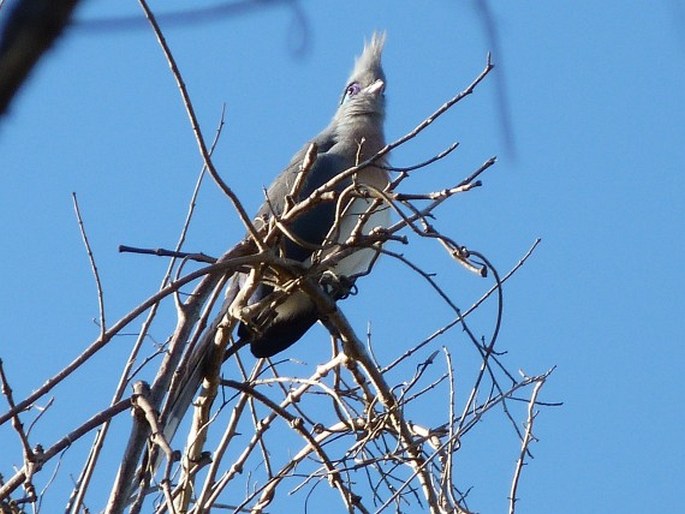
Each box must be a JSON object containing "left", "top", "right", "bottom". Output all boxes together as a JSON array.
[{"left": 334, "top": 32, "right": 386, "bottom": 141}]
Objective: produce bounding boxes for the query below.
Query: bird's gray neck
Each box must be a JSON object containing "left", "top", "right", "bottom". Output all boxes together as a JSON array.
[{"left": 333, "top": 115, "right": 386, "bottom": 164}]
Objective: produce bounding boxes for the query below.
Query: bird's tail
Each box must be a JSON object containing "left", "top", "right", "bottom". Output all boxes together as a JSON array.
[{"left": 148, "top": 279, "right": 245, "bottom": 474}]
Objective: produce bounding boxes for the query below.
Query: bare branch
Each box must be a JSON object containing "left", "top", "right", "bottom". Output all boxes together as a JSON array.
[
  {"left": 72, "top": 192, "right": 107, "bottom": 339},
  {"left": 0, "top": 360, "right": 34, "bottom": 475},
  {"left": 0, "top": 398, "right": 131, "bottom": 501},
  {"left": 509, "top": 375, "right": 547, "bottom": 514},
  {"left": 136, "top": 0, "right": 263, "bottom": 250},
  {"left": 1, "top": 16, "right": 555, "bottom": 514}
]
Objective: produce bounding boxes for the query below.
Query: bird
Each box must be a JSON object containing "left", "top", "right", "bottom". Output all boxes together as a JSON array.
[
  {"left": 160, "top": 32, "right": 390, "bottom": 450},
  {"left": 238, "top": 32, "right": 389, "bottom": 358}
]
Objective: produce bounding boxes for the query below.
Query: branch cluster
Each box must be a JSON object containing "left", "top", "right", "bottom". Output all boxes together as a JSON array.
[{"left": 0, "top": 5, "right": 555, "bottom": 514}]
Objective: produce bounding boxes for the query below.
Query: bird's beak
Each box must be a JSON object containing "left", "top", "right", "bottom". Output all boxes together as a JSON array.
[{"left": 365, "top": 79, "right": 385, "bottom": 96}]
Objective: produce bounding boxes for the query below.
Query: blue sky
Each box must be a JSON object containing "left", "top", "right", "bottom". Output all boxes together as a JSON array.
[{"left": 1, "top": 1, "right": 683, "bottom": 512}]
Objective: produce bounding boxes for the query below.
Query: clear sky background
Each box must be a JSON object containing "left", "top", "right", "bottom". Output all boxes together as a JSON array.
[{"left": 1, "top": 1, "right": 683, "bottom": 513}]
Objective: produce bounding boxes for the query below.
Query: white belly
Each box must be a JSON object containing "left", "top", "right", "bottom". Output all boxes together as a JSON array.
[{"left": 329, "top": 196, "right": 391, "bottom": 279}]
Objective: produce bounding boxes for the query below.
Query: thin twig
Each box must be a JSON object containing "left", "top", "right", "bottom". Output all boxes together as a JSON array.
[
  {"left": 0, "top": 360, "right": 34, "bottom": 467},
  {"left": 0, "top": 398, "right": 131, "bottom": 500},
  {"left": 509, "top": 377, "right": 546, "bottom": 514},
  {"left": 136, "top": 0, "right": 263, "bottom": 250},
  {"left": 384, "top": 141, "right": 459, "bottom": 175},
  {"left": 383, "top": 238, "right": 542, "bottom": 373},
  {"left": 72, "top": 192, "right": 106, "bottom": 339},
  {"left": 118, "top": 245, "right": 216, "bottom": 263}
]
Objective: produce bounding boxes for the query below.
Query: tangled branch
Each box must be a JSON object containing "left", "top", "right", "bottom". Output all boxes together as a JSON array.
[{"left": 0, "top": 5, "right": 557, "bottom": 514}]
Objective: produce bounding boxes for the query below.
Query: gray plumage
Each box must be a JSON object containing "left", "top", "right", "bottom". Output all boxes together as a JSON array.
[{"left": 241, "top": 32, "right": 389, "bottom": 357}]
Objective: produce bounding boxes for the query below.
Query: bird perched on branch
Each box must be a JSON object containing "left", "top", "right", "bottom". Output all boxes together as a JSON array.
[
  {"left": 110, "top": 34, "right": 391, "bottom": 510},
  {"left": 237, "top": 32, "right": 390, "bottom": 358},
  {"left": 162, "top": 33, "right": 390, "bottom": 448}
]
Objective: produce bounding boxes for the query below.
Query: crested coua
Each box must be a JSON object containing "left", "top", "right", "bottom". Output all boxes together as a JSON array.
[
  {"left": 111, "top": 37, "right": 391, "bottom": 504},
  {"left": 161, "top": 34, "right": 389, "bottom": 448},
  {"left": 237, "top": 32, "right": 389, "bottom": 358}
]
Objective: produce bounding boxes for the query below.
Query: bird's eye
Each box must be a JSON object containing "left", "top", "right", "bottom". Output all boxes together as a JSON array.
[{"left": 345, "top": 82, "right": 361, "bottom": 97}]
